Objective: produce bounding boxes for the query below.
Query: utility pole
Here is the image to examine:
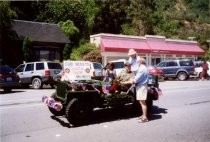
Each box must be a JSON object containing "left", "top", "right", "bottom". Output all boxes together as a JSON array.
[
  {"left": 188, "top": 37, "right": 196, "bottom": 41},
  {"left": 206, "top": 40, "right": 210, "bottom": 49}
]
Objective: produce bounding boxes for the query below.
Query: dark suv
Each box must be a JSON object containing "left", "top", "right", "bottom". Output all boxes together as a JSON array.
[
  {"left": 15, "top": 61, "right": 62, "bottom": 89},
  {"left": 156, "top": 59, "right": 195, "bottom": 80}
]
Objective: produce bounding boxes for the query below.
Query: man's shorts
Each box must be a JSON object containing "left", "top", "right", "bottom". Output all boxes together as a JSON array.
[{"left": 136, "top": 84, "right": 148, "bottom": 101}]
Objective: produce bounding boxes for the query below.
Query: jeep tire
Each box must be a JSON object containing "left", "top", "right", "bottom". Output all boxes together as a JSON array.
[{"left": 65, "top": 98, "right": 92, "bottom": 126}]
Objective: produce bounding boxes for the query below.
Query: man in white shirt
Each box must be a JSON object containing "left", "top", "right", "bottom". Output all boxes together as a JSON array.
[{"left": 128, "top": 49, "right": 140, "bottom": 73}]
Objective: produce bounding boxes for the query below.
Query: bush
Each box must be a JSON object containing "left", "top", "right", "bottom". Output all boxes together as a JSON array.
[{"left": 70, "top": 43, "right": 101, "bottom": 62}]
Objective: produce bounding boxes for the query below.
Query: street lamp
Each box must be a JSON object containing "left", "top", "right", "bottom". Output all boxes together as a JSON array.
[{"left": 206, "top": 40, "right": 210, "bottom": 48}]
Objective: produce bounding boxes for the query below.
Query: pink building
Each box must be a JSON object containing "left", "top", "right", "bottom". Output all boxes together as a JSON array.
[{"left": 90, "top": 33, "right": 205, "bottom": 65}]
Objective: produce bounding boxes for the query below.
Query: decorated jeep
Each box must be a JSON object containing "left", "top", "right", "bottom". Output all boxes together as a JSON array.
[{"left": 42, "top": 61, "right": 162, "bottom": 126}]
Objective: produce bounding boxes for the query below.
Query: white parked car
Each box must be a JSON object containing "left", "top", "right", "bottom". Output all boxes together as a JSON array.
[
  {"left": 15, "top": 61, "right": 62, "bottom": 89},
  {"left": 90, "top": 62, "right": 104, "bottom": 80},
  {"left": 194, "top": 61, "right": 210, "bottom": 79}
]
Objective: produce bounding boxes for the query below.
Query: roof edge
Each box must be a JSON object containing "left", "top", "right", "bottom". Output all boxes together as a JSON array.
[{"left": 13, "top": 19, "right": 58, "bottom": 26}]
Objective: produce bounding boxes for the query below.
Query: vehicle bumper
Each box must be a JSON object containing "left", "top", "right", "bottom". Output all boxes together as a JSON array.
[{"left": 190, "top": 72, "right": 199, "bottom": 78}]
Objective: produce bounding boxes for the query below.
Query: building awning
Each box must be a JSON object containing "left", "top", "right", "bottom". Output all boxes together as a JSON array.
[
  {"left": 146, "top": 37, "right": 170, "bottom": 54},
  {"left": 98, "top": 34, "right": 205, "bottom": 55},
  {"left": 100, "top": 37, "right": 151, "bottom": 53},
  {"left": 166, "top": 41, "right": 205, "bottom": 55}
]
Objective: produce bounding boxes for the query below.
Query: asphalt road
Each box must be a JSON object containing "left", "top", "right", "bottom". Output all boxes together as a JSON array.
[{"left": 1, "top": 80, "right": 210, "bottom": 142}]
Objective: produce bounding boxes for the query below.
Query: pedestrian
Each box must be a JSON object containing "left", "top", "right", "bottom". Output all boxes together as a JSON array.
[
  {"left": 128, "top": 49, "right": 140, "bottom": 74},
  {"left": 201, "top": 60, "right": 209, "bottom": 80},
  {"left": 103, "top": 63, "right": 116, "bottom": 82},
  {"left": 122, "top": 58, "right": 149, "bottom": 123}
]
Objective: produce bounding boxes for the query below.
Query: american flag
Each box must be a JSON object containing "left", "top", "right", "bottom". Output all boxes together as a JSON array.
[
  {"left": 148, "top": 87, "right": 154, "bottom": 94},
  {"left": 92, "top": 83, "right": 99, "bottom": 89},
  {"left": 81, "top": 83, "right": 87, "bottom": 91},
  {"left": 91, "top": 84, "right": 100, "bottom": 93},
  {"left": 102, "top": 85, "right": 111, "bottom": 94},
  {"left": 42, "top": 96, "right": 48, "bottom": 104}
]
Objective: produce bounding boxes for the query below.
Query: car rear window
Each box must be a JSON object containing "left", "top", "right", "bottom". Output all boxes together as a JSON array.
[
  {"left": 179, "top": 60, "right": 193, "bottom": 66},
  {"left": 0, "top": 65, "right": 14, "bottom": 74},
  {"left": 47, "top": 63, "right": 62, "bottom": 69},
  {"left": 93, "top": 63, "right": 102, "bottom": 69},
  {"left": 112, "top": 62, "right": 124, "bottom": 69}
]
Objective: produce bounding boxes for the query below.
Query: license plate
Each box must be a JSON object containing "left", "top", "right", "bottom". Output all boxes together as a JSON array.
[{"left": 6, "top": 77, "right": 12, "bottom": 82}]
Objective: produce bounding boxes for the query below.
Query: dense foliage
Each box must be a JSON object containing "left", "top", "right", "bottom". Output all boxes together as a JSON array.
[
  {"left": 3, "top": 0, "right": 210, "bottom": 61},
  {"left": 0, "top": 1, "right": 18, "bottom": 64},
  {"left": 63, "top": 44, "right": 71, "bottom": 60},
  {"left": 70, "top": 43, "right": 98, "bottom": 61},
  {"left": 22, "top": 37, "right": 32, "bottom": 62}
]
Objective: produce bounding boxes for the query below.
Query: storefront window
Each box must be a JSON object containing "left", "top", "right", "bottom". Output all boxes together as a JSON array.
[
  {"left": 40, "top": 50, "right": 49, "bottom": 60},
  {"left": 151, "top": 58, "right": 160, "bottom": 65},
  {"left": 34, "top": 47, "right": 60, "bottom": 61}
]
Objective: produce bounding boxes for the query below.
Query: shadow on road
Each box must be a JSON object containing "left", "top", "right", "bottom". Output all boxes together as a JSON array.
[
  {"left": 149, "top": 106, "right": 168, "bottom": 121},
  {"left": 50, "top": 105, "right": 168, "bottom": 128},
  {"left": 51, "top": 116, "right": 72, "bottom": 128}
]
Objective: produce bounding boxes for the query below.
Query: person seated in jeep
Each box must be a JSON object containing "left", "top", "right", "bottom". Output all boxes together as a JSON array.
[
  {"left": 114, "top": 62, "right": 135, "bottom": 92},
  {"left": 103, "top": 63, "right": 117, "bottom": 82},
  {"left": 118, "top": 62, "right": 135, "bottom": 82}
]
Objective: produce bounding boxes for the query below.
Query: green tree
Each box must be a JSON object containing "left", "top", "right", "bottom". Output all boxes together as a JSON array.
[
  {"left": 59, "top": 20, "right": 79, "bottom": 38},
  {"left": 203, "top": 48, "right": 210, "bottom": 61},
  {"left": 0, "top": 1, "right": 17, "bottom": 64},
  {"left": 63, "top": 44, "right": 71, "bottom": 60},
  {"left": 152, "top": 0, "right": 180, "bottom": 37},
  {"left": 70, "top": 43, "right": 98, "bottom": 61},
  {"left": 94, "top": 0, "right": 129, "bottom": 34},
  {"left": 126, "top": 0, "right": 155, "bottom": 35},
  {"left": 59, "top": 20, "right": 80, "bottom": 47},
  {"left": 37, "top": 0, "right": 86, "bottom": 35},
  {"left": 10, "top": 1, "right": 48, "bottom": 21},
  {"left": 83, "top": 47, "right": 102, "bottom": 63},
  {"left": 121, "top": 23, "right": 138, "bottom": 35},
  {"left": 82, "top": 0, "right": 99, "bottom": 37},
  {"left": 59, "top": 20, "right": 80, "bottom": 60},
  {"left": 22, "top": 36, "right": 32, "bottom": 62},
  {"left": 184, "top": 0, "right": 210, "bottom": 23}
]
